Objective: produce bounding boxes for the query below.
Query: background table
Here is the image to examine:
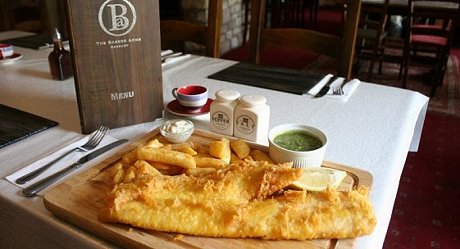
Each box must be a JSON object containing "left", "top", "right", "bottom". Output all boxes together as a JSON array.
[{"left": 0, "top": 31, "right": 429, "bottom": 249}]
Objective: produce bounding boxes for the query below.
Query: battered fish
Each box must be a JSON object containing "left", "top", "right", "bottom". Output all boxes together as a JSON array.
[{"left": 98, "top": 160, "right": 376, "bottom": 240}]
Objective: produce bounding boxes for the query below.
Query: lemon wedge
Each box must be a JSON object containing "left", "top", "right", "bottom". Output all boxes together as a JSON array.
[{"left": 289, "top": 167, "right": 347, "bottom": 191}]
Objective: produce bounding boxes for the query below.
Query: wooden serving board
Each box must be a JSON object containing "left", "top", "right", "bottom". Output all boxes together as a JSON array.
[{"left": 44, "top": 128, "right": 373, "bottom": 249}]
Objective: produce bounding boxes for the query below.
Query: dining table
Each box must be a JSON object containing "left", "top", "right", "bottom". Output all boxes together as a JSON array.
[{"left": 0, "top": 30, "right": 429, "bottom": 249}]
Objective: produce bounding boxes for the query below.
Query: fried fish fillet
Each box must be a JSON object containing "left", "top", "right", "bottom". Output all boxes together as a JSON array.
[{"left": 98, "top": 161, "right": 376, "bottom": 240}]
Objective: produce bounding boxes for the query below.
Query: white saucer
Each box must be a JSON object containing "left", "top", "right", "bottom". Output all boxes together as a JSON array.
[
  {"left": 0, "top": 53, "right": 23, "bottom": 65},
  {"left": 166, "top": 99, "right": 213, "bottom": 117}
]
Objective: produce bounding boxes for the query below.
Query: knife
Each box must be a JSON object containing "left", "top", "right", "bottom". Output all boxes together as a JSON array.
[
  {"left": 22, "top": 139, "right": 128, "bottom": 197},
  {"left": 314, "top": 76, "right": 338, "bottom": 98}
]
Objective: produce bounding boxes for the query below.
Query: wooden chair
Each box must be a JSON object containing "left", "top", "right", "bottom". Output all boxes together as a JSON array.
[
  {"left": 401, "top": 0, "right": 460, "bottom": 96},
  {"left": 249, "top": 0, "right": 361, "bottom": 79},
  {"left": 0, "top": 1, "right": 49, "bottom": 33},
  {"left": 160, "top": 0, "right": 222, "bottom": 58},
  {"left": 355, "top": 0, "right": 390, "bottom": 82},
  {"left": 268, "top": 0, "right": 318, "bottom": 28}
]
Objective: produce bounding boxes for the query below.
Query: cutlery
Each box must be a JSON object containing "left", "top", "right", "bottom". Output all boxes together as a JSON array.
[
  {"left": 333, "top": 79, "right": 346, "bottom": 95},
  {"left": 15, "top": 126, "right": 109, "bottom": 185},
  {"left": 22, "top": 139, "right": 128, "bottom": 197},
  {"left": 333, "top": 79, "right": 351, "bottom": 95},
  {"left": 161, "top": 52, "right": 183, "bottom": 62},
  {"left": 314, "top": 76, "right": 338, "bottom": 98}
]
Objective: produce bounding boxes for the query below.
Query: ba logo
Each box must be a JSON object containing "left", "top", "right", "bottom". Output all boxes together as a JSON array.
[{"left": 98, "top": 0, "right": 137, "bottom": 37}]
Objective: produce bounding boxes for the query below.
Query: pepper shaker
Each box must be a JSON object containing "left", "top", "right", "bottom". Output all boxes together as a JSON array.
[{"left": 210, "top": 89, "right": 241, "bottom": 136}]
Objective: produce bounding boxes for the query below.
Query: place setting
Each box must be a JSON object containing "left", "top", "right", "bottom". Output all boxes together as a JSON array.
[
  {"left": 161, "top": 49, "right": 192, "bottom": 67},
  {"left": 207, "top": 62, "right": 361, "bottom": 101},
  {"left": 307, "top": 74, "right": 361, "bottom": 101},
  {"left": 5, "top": 125, "right": 125, "bottom": 196}
]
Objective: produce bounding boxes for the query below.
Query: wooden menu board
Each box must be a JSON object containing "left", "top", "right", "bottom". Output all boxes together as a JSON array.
[
  {"left": 44, "top": 129, "right": 373, "bottom": 249},
  {"left": 64, "top": 0, "right": 163, "bottom": 134}
]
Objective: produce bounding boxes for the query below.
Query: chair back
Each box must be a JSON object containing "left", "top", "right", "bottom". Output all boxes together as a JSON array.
[
  {"left": 160, "top": 0, "right": 222, "bottom": 57},
  {"left": 0, "top": 1, "right": 49, "bottom": 33},
  {"left": 249, "top": 0, "right": 361, "bottom": 79},
  {"left": 407, "top": 0, "right": 460, "bottom": 46},
  {"left": 402, "top": 0, "right": 460, "bottom": 96},
  {"left": 355, "top": 0, "right": 389, "bottom": 81},
  {"left": 358, "top": 0, "right": 389, "bottom": 40}
]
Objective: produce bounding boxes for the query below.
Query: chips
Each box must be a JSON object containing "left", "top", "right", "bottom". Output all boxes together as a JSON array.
[
  {"left": 106, "top": 131, "right": 278, "bottom": 184},
  {"left": 250, "top": 149, "right": 274, "bottom": 164},
  {"left": 135, "top": 147, "right": 196, "bottom": 169},
  {"left": 230, "top": 139, "right": 251, "bottom": 159}
]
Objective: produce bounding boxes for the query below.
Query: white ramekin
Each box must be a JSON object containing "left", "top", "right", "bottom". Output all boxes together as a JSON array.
[{"left": 268, "top": 124, "right": 328, "bottom": 168}]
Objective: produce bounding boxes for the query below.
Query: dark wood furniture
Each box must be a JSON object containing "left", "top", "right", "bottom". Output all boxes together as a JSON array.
[
  {"left": 355, "top": 0, "right": 390, "bottom": 81},
  {"left": 249, "top": 0, "right": 362, "bottom": 79},
  {"left": 267, "top": 0, "right": 319, "bottom": 28},
  {"left": 160, "top": 0, "right": 222, "bottom": 58},
  {"left": 242, "top": 0, "right": 251, "bottom": 44},
  {"left": 401, "top": 0, "right": 460, "bottom": 96},
  {"left": 0, "top": 0, "right": 49, "bottom": 33}
]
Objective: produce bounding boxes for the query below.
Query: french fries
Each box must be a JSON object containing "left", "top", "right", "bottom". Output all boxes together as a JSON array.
[
  {"left": 194, "top": 155, "right": 226, "bottom": 169},
  {"left": 209, "top": 138, "right": 231, "bottom": 164},
  {"left": 220, "top": 138, "right": 231, "bottom": 164},
  {"left": 250, "top": 150, "right": 274, "bottom": 164},
  {"left": 144, "top": 139, "right": 163, "bottom": 148},
  {"left": 106, "top": 130, "right": 281, "bottom": 183},
  {"left": 209, "top": 140, "right": 226, "bottom": 158},
  {"left": 230, "top": 139, "right": 251, "bottom": 159},
  {"left": 135, "top": 147, "right": 196, "bottom": 169},
  {"left": 230, "top": 152, "right": 243, "bottom": 164},
  {"left": 149, "top": 161, "right": 184, "bottom": 175},
  {"left": 175, "top": 146, "right": 198, "bottom": 156}
]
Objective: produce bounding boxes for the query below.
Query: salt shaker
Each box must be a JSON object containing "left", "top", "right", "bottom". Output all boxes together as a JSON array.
[
  {"left": 210, "top": 89, "right": 241, "bottom": 136},
  {"left": 233, "top": 95, "right": 270, "bottom": 143}
]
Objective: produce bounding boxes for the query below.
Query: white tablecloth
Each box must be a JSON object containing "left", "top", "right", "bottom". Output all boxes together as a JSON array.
[{"left": 0, "top": 31, "right": 429, "bottom": 249}]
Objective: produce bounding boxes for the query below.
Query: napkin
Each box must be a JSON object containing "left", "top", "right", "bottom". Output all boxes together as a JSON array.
[
  {"left": 162, "top": 54, "right": 191, "bottom": 67},
  {"left": 6, "top": 134, "right": 118, "bottom": 195},
  {"left": 307, "top": 74, "right": 361, "bottom": 102},
  {"left": 161, "top": 50, "right": 173, "bottom": 57}
]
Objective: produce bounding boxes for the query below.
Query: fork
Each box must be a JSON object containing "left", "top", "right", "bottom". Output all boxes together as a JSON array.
[
  {"left": 332, "top": 86, "right": 344, "bottom": 95},
  {"left": 15, "top": 126, "right": 109, "bottom": 184},
  {"left": 332, "top": 79, "right": 350, "bottom": 95}
]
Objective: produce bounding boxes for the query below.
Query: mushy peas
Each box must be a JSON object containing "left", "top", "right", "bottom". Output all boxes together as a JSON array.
[{"left": 273, "top": 131, "right": 323, "bottom": 151}]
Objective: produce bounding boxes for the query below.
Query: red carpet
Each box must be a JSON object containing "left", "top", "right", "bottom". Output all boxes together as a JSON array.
[
  {"left": 383, "top": 112, "right": 460, "bottom": 249},
  {"left": 355, "top": 48, "right": 460, "bottom": 118},
  {"left": 222, "top": 13, "right": 460, "bottom": 247}
]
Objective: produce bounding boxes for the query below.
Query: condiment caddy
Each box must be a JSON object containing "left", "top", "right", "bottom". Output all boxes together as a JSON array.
[{"left": 210, "top": 90, "right": 270, "bottom": 143}]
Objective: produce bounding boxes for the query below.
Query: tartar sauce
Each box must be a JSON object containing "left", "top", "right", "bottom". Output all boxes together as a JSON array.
[{"left": 163, "top": 120, "right": 193, "bottom": 134}]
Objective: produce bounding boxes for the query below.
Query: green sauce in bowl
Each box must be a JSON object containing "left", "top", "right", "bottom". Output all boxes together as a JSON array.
[{"left": 273, "top": 131, "right": 323, "bottom": 151}]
